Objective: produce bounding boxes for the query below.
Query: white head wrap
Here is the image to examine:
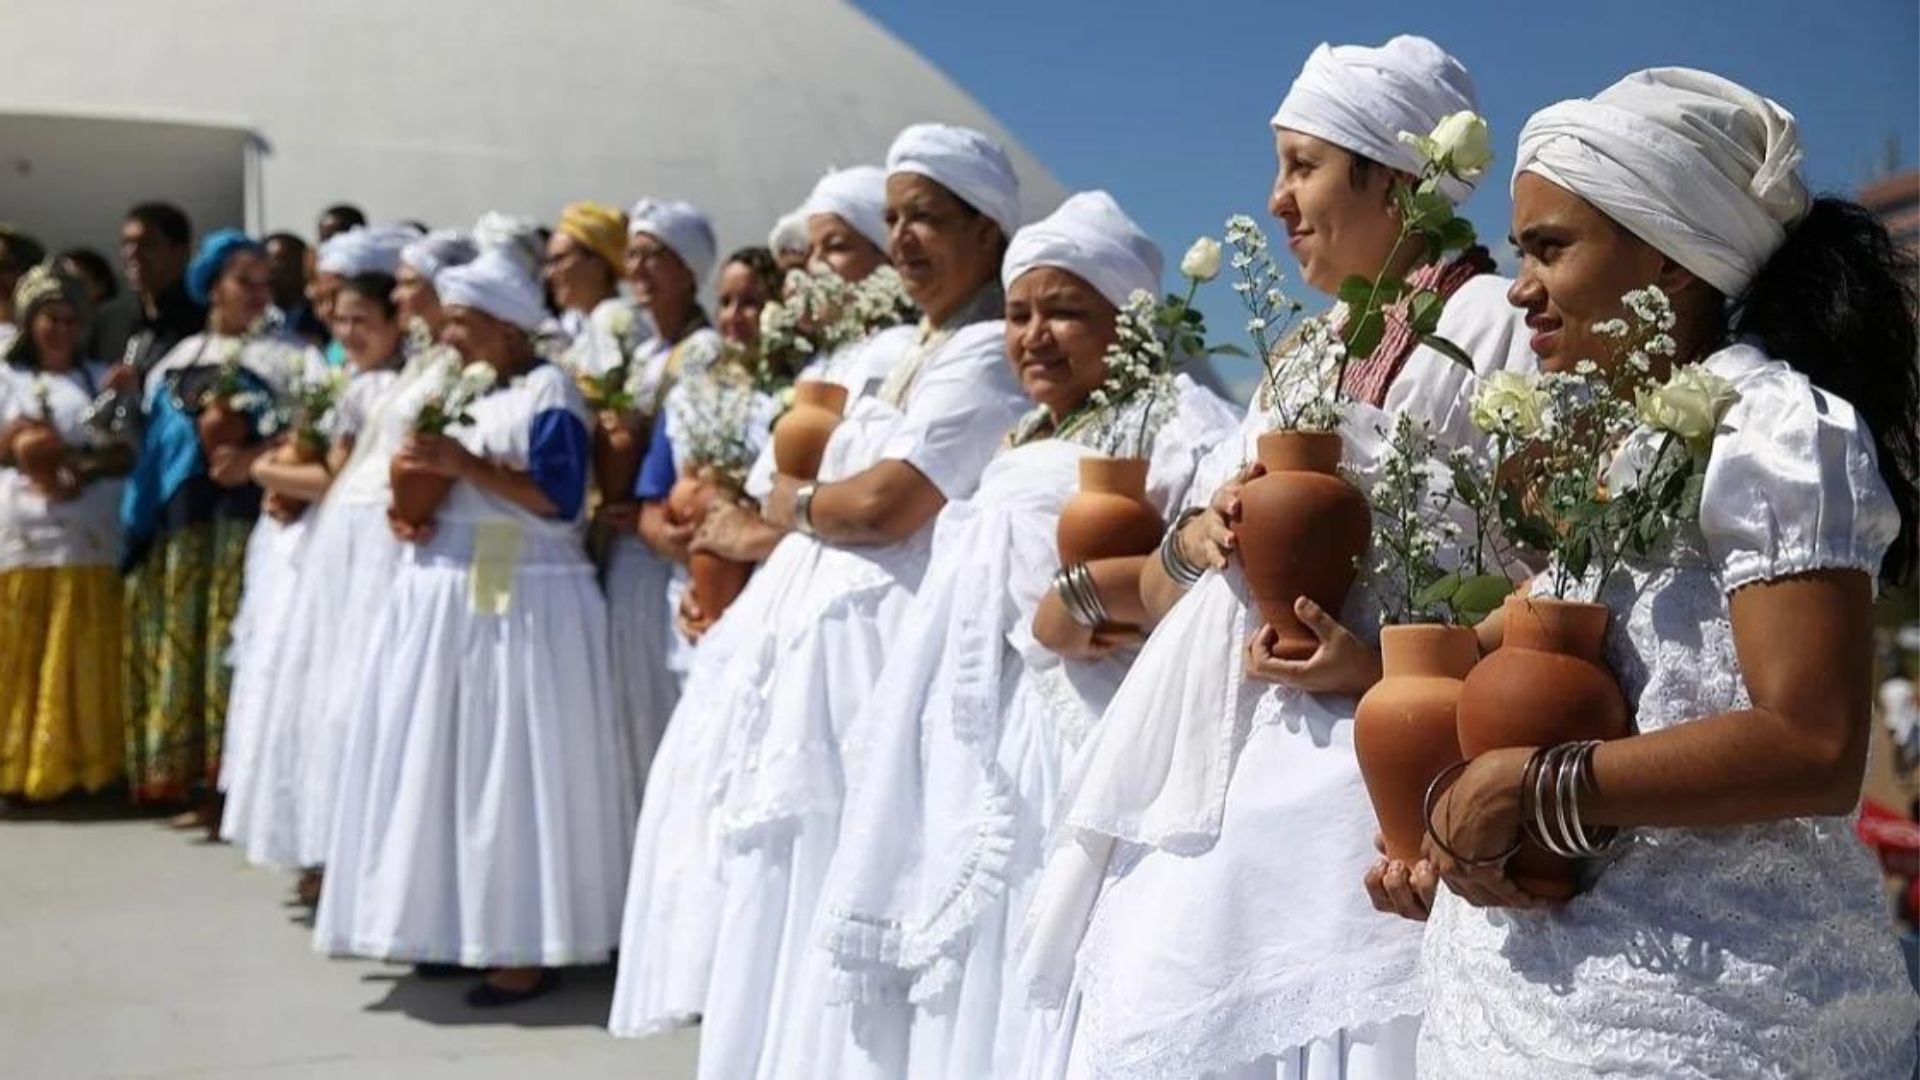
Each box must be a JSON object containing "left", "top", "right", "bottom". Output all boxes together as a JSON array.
[
  {"left": 801, "top": 164, "right": 891, "bottom": 252},
  {"left": 314, "top": 223, "right": 419, "bottom": 277},
  {"left": 1001, "top": 190, "right": 1162, "bottom": 309},
  {"left": 399, "top": 229, "right": 478, "bottom": 282},
  {"left": 626, "top": 198, "right": 718, "bottom": 283},
  {"left": 886, "top": 123, "right": 1021, "bottom": 238},
  {"left": 769, "top": 210, "right": 811, "bottom": 258},
  {"left": 1271, "top": 35, "right": 1481, "bottom": 204},
  {"left": 436, "top": 249, "right": 548, "bottom": 332},
  {"left": 1514, "top": 67, "right": 1808, "bottom": 298},
  {"left": 471, "top": 211, "right": 546, "bottom": 278}
]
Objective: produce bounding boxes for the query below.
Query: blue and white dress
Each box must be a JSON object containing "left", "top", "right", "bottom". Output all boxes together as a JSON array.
[{"left": 314, "top": 361, "right": 633, "bottom": 967}]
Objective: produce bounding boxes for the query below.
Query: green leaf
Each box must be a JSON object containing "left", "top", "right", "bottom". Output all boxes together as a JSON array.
[
  {"left": 1346, "top": 314, "right": 1386, "bottom": 359},
  {"left": 1436, "top": 216, "right": 1478, "bottom": 253},
  {"left": 1404, "top": 191, "right": 1453, "bottom": 230},
  {"left": 1208, "top": 343, "right": 1250, "bottom": 358},
  {"left": 1414, "top": 570, "right": 1464, "bottom": 609},
  {"left": 1453, "top": 574, "right": 1516, "bottom": 615},
  {"left": 1336, "top": 275, "right": 1376, "bottom": 306},
  {"left": 1408, "top": 290, "right": 1443, "bottom": 334},
  {"left": 1421, "top": 334, "right": 1475, "bottom": 371}
]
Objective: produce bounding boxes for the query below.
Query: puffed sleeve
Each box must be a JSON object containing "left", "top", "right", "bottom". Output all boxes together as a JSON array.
[
  {"left": 523, "top": 365, "right": 591, "bottom": 521},
  {"left": 877, "top": 322, "right": 1028, "bottom": 500},
  {"left": 1697, "top": 348, "right": 1898, "bottom": 594}
]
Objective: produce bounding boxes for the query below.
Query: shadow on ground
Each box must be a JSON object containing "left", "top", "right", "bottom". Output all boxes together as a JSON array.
[{"left": 361, "top": 964, "right": 621, "bottom": 1029}]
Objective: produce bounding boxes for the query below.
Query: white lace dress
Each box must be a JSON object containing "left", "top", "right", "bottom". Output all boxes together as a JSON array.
[
  {"left": 695, "top": 310, "right": 1030, "bottom": 1080},
  {"left": 1420, "top": 344, "right": 1920, "bottom": 1079},
  {"left": 314, "top": 362, "right": 634, "bottom": 967},
  {"left": 1023, "top": 278, "right": 1534, "bottom": 1080},
  {"left": 814, "top": 377, "right": 1238, "bottom": 1080},
  {"left": 608, "top": 329, "right": 911, "bottom": 1039}
]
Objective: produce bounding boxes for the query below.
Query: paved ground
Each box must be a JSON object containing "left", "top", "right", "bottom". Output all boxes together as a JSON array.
[{"left": 0, "top": 809, "right": 698, "bottom": 1079}]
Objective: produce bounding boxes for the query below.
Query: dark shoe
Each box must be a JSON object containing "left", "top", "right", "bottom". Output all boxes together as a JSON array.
[
  {"left": 413, "top": 962, "right": 479, "bottom": 980},
  {"left": 464, "top": 969, "right": 560, "bottom": 1008}
]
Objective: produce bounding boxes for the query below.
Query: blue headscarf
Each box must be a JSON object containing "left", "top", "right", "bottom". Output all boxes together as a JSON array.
[{"left": 185, "top": 228, "right": 262, "bottom": 306}]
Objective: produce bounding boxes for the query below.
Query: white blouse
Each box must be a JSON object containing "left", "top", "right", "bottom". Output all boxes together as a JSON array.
[{"left": 0, "top": 362, "right": 120, "bottom": 572}]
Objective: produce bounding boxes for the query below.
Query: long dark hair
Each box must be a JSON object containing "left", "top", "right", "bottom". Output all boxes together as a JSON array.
[{"left": 1730, "top": 196, "right": 1919, "bottom": 584}]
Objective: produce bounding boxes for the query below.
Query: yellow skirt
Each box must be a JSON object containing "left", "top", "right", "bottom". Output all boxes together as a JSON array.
[{"left": 0, "top": 565, "right": 126, "bottom": 801}]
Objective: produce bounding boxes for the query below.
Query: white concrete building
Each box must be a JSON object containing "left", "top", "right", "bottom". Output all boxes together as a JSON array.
[{"left": 0, "top": 0, "right": 1063, "bottom": 263}]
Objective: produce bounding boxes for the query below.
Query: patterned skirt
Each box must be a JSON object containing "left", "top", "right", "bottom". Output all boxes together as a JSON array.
[
  {"left": 122, "top": 517, "right": 251, "bottom": 804},
  {"left": 0, "top": 565, "right": 126, "bottom": 801}
]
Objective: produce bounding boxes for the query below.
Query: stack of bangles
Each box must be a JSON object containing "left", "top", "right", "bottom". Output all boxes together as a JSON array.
[
  {"left": 1052, "top": 562, "right": 1108, "bottom": 630},
  {"left": 1422, "top": 740, "right": 1618, "bottom": 866},
  {"left": 793, "top": 481, "right": 818, "bottom": 537},
  {"left": 1158, "top": 506, "right": 1207, "bottom": 587}
]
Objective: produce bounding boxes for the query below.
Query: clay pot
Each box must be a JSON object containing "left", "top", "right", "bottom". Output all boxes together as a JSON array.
[
  {"left": 690, "top": 551, "right": 751, "bottom": 620},
  {"left": 593, "top": 410, "right": 645, "bottom": 505},
  {"left": 196, "top": 400, "right": 251, "bottom": 458},
  {"left": 772, "top": 380, "right": 848, "bottom": 481},
  {"left": 389, "top": 455, "right": 453, "bottom": 528},
  {"left": 666, "top": 475, "right": 710, "bottom": 527},
  {"left": 268, "top": 436, "right": 325, "bottom": 518},
  {"left": 1354, "top": 624, "right": 1478, "bottom": 863},
  {"left": 9, "top": 421, "right": 64, "bottom": 486},
  {"left": 1057, "top": 456, "right": 1163, "bottom": 565},
  {"left": 1456, "top": 595, "right": 1629, "bottom": 900},
  {"left": 1236, "top": 430, "right": 1372, "bottom": 660}
]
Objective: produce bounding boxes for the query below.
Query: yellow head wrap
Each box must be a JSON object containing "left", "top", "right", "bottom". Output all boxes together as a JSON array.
[{"left": 557, "top": 201, "right": 630, "bottom": 278}]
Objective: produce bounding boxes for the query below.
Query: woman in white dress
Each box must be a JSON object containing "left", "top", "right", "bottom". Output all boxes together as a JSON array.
[
  {"left": 1400, "top": 68, "right": 1920, "bottom": 1079},
  {"left": 219, "top": 228, "right": 409, "bottom": 861},
  {"left": 607, "top": 164, "right": 907, "bottom": 1041},
  {"left": 601, "top": 198, "right": 723, "bottom": 787},
  {"left": 219, "top": 268, "right": 414, "bottom": 897},
  {"left": 1019, "top": 36, "right": 1535, "bottom": 1080},
  {"left": 314, "top": 250, "right": 631, "bottom": 1008},
  {"left": 693, "top": 123, "right": 1033, "bottom": 1080},
  {"left": 815, "top": 190, "right": 1240, "bottom": 1079}
]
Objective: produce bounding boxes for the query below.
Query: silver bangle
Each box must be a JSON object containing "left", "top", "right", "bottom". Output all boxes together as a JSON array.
[
  {"left": 1523, "top": 741, "right": 1616, "bottom": 859},
  {"left": 1053, "top": 562, "right": 1107, "bottom": 630},
  {"left": 1158, "top": 506, "right": 1208, "bottom": 587},
  {"left": 794, "top": 482, "right": 819, "bottom": 537}
]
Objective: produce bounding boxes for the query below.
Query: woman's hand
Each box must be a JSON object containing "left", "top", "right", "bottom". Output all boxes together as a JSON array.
[
  {"left": 262, "top": 491, "right": 304, "bottom": 524},
  {"left": 691, "top": 499, "right": 765, "bottom": 562},
  {"left": 1422, "top": 747, "right": 1547, "bottom": 910},
  {"left": 1243, "top": 597, "right": 1381, "bottom": 694},
  {"left": 400, "top": 433, "right": 476, "bottom": 480},
  {"left": 1032, "top": 591, "right": 1143, "bottom": 662},
  {"left": 595, "top": 499, "right": 640, "bottom": 533},
  {"left": 1363, "top": 833, "right": 1439, "bottom": 922},
  {"left": 676, "top": 589, "right": 712, "bottom": 642},
  {"left": 28, "top": 464, "right": 83, "bottom": 503},
  {"left": 207, "top": 443, "right": 265, "bottom": 488},
  {"left": 761, "top": 474, "right": 800, "bottom": 531},
  {"left": 1188, "top": 460, "right": 1265, "bottom": 569},
  {"left": 386, "top": 509, "right": 435, "bottom": 545}
]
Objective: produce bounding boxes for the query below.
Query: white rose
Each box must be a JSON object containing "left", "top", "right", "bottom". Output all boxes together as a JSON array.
[
  {"left": 1469, "top": 370, "right": 1547, "bottom": 438},
  {"left": 1180, "top": 236, "right": 1222, "bottom": 283},
  {"left": 1428, "top": 111, "right": 1493, "bottom": 179},
  {"left": 1635, "top": 366, "right": 1738, "bottom": 450},
  {"left": 458, "top": 361, "right": 498, "bottom": 393}
]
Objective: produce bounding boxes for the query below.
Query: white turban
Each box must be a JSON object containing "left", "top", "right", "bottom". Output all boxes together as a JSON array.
[
  {"left": 436, "top": 249, "right": 548, "bottom": 332},
  {"left": 769, "top": 209, "right": 811, "bottom": 257},
  {"left": 626, "top": 198, "right": 718, "bottom": 283},
  {"left": 471, "top": 211, "right": 546, "bottom": 278},
  {"left": 1271, "top": 35, "right": 1481, "bottom": 204},
  {"left": 1002, "top": 190, "right": 1162, "bottom": 309},
  {"left": 886, "top": 123, "right": 1021, "bottom": 238},
  {"left": 399, "top": 229, "right": 478, "bottom": 282},
  {"left": 315, "top": 223, "right": 419, "bottom": 277},
  {"left": 802, "top": 164, "right": 891, "bottom": 252},
  {"left": 1514, "top": 67, "right": 1808, "bottom": 298}
]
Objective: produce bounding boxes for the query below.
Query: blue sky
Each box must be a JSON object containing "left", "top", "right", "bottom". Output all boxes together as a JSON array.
[{"left": 856, "top": 0, "right": 1919, "bottom": 391}]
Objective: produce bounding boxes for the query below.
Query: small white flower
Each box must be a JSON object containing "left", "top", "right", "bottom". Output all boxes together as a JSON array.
[
  {"left": 1179, "top": 237, "right": 1222, "bottom": 282},
  {"left": 458, "top": 362, "right": 498, "bottom": 394},
  {"left": 1592, "top": 318, "right": 1630, "bottom": 339}
]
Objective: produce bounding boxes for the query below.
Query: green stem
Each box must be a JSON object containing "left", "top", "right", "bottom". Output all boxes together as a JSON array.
[{"left": 1338, "top": 220, "right": 1412, "bottom": 402}]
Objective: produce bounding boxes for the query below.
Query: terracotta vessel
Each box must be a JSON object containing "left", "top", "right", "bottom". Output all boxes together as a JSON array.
[
  {"left": 196, "top": 401, "right": 250, "bottom": 458},
  {"left": 690, "top": 551, "right": 751, "bottom": 619},
  {"left": 593, "top": 410, "right": 645, "bottom": 505},
  {"left": 1236, "top": 430, "right": 1371, "bottom": 660},
  {"left": 1354, "top": 624, "right": 1478, "bottom": 863},
  {"left": 10, "top": 421, "right": 64, "bottom": 486},
  {"left": 1057, "top": 456, "right": 1162, "bottom": 565},
  {"left": 772, "top": 380, "right": 847, "bottom": 480},
  {"left": 666, "top": 475, "right": 710, "bottom": 526},
  {"left": 1456, "top": 595, "right": 1629, "bottom": 900},
  {"left": 389, "top": 456, "right": 453, "bottom": 528},
  {"left": 270, "top": 436, "right": 325, "bottom": 517}
]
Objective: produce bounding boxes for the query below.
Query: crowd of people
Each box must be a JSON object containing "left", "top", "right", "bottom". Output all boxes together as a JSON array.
[{"left": 2, "top": 33, "right": 1917, "bottom": 1079}]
